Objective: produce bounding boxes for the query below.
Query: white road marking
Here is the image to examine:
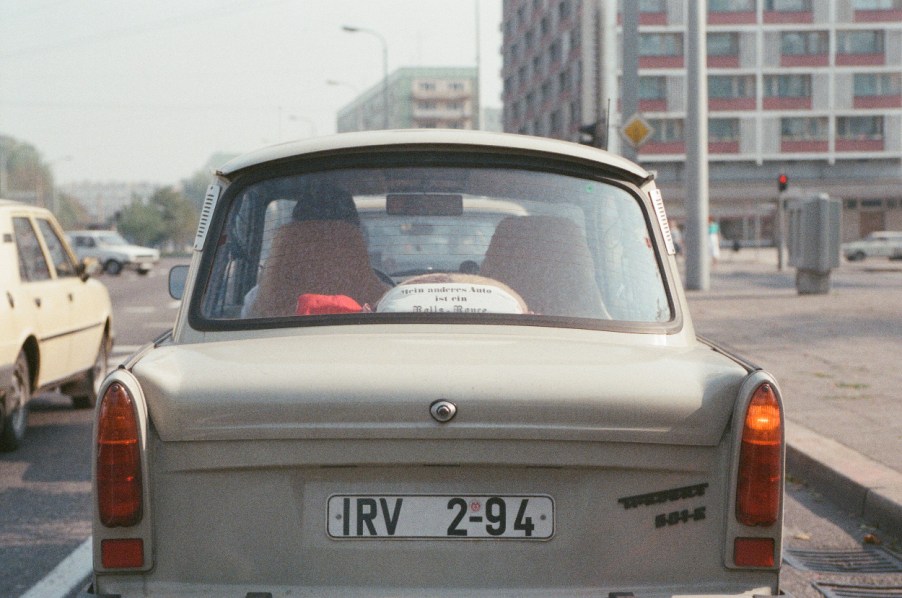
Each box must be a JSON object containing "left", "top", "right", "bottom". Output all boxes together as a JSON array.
[
  {"left": 123, "top": 306, "right": 156, "bottom": 314},
  {"left": 19, "top": 537, "right": 91, "bottom": 598}
]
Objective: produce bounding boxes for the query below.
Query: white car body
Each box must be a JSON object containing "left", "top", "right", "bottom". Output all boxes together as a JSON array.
[
  {"left": 89, "top": 130, "right": 785, "bottom": 597},
  {"left": 0, "top": 200, "right": 113, "bottom": 450},
  {"left": 841, "top": 230, "right": 902, "bottom": 261},
  {"left": 67, "top": 230, "right": 160, "bottom": 275}
]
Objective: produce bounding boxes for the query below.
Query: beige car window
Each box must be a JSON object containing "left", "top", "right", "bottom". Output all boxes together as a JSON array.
[{"left": 12, "top": 217, "right": 51, "bottom": 282}]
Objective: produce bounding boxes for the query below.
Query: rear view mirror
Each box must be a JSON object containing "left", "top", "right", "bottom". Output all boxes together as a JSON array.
[{"left": 168, "top": 265, "right": 189, "bottom": 300}]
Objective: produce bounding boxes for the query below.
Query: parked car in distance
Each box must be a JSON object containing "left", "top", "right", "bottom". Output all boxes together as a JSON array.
[
  {"left": 67, "top": 229, "right": 160, "bottom": 275},
  {"left": 89, "top": 130, "right": 786, "bottom": 597},
  {"left": 0, "top": 200, "right": 113, "bottom": 451},
  {"left": 841, "top": 230, "right": 902, "bottom": 261}
]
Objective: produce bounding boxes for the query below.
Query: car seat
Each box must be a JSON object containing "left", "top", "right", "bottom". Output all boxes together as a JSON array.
[{"left": 479, "top": 215, "right": 610, "bottom": 319}]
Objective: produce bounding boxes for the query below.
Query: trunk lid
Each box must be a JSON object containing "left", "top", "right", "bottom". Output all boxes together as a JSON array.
[{"left": 133, "top": 326, "right": 746, "bottom": 446}]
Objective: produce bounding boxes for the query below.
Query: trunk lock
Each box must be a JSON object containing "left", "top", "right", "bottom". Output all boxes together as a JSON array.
[{"left": 430, "top": 400, "right": 457, "bottom": 423}]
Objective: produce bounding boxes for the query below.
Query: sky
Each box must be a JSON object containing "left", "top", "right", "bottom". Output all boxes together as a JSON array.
[{"left": 0, "top": 0, "right": 504, "bottom": 186}]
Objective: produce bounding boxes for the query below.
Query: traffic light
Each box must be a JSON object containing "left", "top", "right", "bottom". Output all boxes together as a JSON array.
[{"left": 778, "top": 173, "right": 788, "bottom": 192}]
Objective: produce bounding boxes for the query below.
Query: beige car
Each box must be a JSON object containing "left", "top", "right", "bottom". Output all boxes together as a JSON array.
[
  {"left": 89, "top": 130, "right": 785, "bottom": 596},
  {"left": 0, "top": 200, "right": 113, "bottom": 450}
]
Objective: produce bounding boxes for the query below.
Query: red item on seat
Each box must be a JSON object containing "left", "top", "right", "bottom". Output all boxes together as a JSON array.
[{"left": 296, "top": 294, "right": 363, "bottom": 315}]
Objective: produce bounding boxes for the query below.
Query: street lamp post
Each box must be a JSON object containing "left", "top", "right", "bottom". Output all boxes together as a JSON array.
[
  {"left": 341, "top": 25, "right": 389, "bottom": 129},
  {"left": 327, "top": 79, "right": 364, "bottom": 131}
]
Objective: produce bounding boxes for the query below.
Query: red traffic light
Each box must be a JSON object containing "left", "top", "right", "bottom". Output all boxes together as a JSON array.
[{"left": 778, "top": 173, "right": 788, "bottom": 192}]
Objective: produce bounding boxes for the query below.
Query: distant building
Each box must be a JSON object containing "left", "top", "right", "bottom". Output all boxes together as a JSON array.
[
  {"left": 500, "top": 0, "right": 902, "bottom": 242},
  {"left": 336, "top": 67, "right": 479, "bottom": 132}
]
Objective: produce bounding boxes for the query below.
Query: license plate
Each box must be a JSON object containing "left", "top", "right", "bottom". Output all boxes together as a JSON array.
[{"left": 327, "top": 494, "right": 554, "bottom": 539}]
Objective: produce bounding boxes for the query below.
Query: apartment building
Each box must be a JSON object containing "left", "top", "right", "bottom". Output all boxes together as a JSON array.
[
  {"left": 336, "top": 67, "right": 478, "bottom": 132},
  {"left": 501, "top": 0, "right": 902, "bottom": 242}
]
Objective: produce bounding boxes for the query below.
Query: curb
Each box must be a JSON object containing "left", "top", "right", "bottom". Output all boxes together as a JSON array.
[{"left": 785, "top": 421, "right": 902, "bottom": 540}]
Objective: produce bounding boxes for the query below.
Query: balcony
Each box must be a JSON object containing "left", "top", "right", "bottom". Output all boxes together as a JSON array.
[
  {"left": 709, "top": 97, "right": 756, "bottom": 111},
  {"left": 781, "top": 53, "right": 829, "bottom": 67},
  {"left": 781, "top": 139, "right": 828, "bottom": 153}
]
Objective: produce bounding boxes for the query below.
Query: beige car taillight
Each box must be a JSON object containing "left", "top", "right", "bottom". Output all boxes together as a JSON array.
[
  {"left": 96, "top": 382, "right": 143, "bottom": 528},
  {"left": 735, "top": 383, "right": 782, "bottom": 527}
]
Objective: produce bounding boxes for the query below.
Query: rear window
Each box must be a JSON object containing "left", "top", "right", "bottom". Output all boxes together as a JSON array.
[{"left": 198, "top": 165, "right": 671, "bottom": 326}]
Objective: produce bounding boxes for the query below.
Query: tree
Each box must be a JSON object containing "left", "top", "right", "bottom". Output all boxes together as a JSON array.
[
  {"left": 151, "top": 186, "right": 198, "bottom": 251},
  {"left": 116, "top": 200, "right": 166, "bottom": 247}
]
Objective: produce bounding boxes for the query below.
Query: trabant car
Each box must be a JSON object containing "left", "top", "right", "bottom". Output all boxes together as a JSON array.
[
  {"left": 89, "top": 130, "right": 785, "bottom": 596},
  {"left": 0, "top": 200, "right": 113, "bottom": 450}
]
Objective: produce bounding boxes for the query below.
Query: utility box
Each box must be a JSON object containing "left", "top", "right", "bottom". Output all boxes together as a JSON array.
[{"left": 787, "top": 194, "right": 841, "bottom": 294}]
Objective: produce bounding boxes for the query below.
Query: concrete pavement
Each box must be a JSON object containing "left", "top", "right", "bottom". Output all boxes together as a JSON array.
[{"left": 684, "top": 247, "right": 902, "bottom": 540}]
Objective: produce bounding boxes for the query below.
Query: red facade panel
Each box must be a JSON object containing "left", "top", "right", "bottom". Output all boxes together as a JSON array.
[
  {"left": 781, "top": 140, "right": 829, "bottom": 152},
  {"left": 781, "top": 54, "right": 830, "bottom": 67},
  {"left": 763, "top": 11, "right": 813, "bottom": 24},
  {"left": 710, "top": 98, "right": 756, "bottom": 111},
  {"left": 836, "top": 53, "right": 886, "bottom": 66},
  {"left": 835, "top": 139, "right": 885, "bottom": 152},
  {"left": 854, "top": 95, "right": 902, "bottom": 109},
  {"left": 639, "top": 56, "right": 685, "bottom": 69},
  {"left": 708, "top": 11, "right": 756, "bottom": 25},
  {"left": 763, "top": 97, "right": 812, "bottom": 110}
]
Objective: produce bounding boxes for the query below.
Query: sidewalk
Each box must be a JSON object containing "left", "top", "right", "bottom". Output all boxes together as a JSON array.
[{"left": 684, "top": 248, "right": 902, "bottom": 539}]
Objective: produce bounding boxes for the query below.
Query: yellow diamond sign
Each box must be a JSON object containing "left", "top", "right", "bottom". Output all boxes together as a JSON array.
[{"left": 621, "top": 114, "right": 654, "bottom": 149}]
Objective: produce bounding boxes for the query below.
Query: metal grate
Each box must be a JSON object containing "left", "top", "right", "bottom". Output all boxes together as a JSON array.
[
  {"left": 784, "top": 547, "right": 902, "bottom": 573},
  {"left": 812, "top": 582, "right": 902, "bottom": 598}
]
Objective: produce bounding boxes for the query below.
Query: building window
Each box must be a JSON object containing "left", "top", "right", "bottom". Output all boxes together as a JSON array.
[
  {"left": 781, "top": 31, "right": 828, "bottom": 55},
  {"left": 709, "top": 75, "right": 754, "bottom": 99},
  {"left": 853, "top": 0, "right": 901, "bottom": 8},
  {"left": 854, "top": 73, "right": 902, "bottom": 96},
  {"left": 558, "top": 1, "right": 571, "bottom": 20},
  {"left": 639, "top": 76, "right": 667, "bottom": 100},
  {"left": 836, "top": 116, "right": 884, "bottom": 140},
  {"left": 640, "top": 0, "right": 667, "bottom": 10},
  {"left": 419, "top": 82, "right": 436, "bottom": 92},
  {"left": 649, "top": 118, "right": 684, "bottom": 142},
  {"left": 708, "top": 32, "right": 739, "bottom": 56},
  {"left": 709, "top": 118, "right": 740, "bottom": 141},
  {"left": 781, "top": 117, "right": 828, "bottom": 140},
  {"left": 639, "top": 33, "right": 683, "bottom": 57},
  {"left": 766, "top": 0, "right": 811, "bottom": 9},
  {"left": 837, "top": 30, "right": 884, "bottom": 54},
  {"left": 709, "top": 0, "right": 754, "bottom": 11},
  {"left": 764, "top": 74, "right": 811, "bottom": 97}
]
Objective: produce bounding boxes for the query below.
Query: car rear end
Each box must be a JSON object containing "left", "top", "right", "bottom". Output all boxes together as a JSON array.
[{"left": 89, "top": 131, "right": 785, "bottom": 596}]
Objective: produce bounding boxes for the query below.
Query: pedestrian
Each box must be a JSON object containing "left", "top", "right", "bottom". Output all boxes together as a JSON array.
[{"left": 708, "top": 217, "right": 721, "bottom": 265}]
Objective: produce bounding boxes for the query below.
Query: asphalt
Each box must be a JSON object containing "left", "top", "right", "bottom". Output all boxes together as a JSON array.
[{"left": 683, "top": 247, "right": 902, "bottom": 541}]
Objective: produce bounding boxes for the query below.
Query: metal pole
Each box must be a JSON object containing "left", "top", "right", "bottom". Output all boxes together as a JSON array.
[
  {"left": 685, "top": 0, "right": 710, "bottom": 291},
  {"left": 620, "top": 0, "right": 639, "bottom": 163},
  {"left": 599, "top": 0, "right": 619, "bottom": 154},
  {"left": 474, "top": 0, "right": 481, "bottom": 130},
  {"left": 342, "top": 26, "right": 389, "bottom": 129}
]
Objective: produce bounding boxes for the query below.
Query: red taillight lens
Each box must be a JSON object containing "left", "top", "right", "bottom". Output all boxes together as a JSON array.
[
  {"left": 96, "top": 382, "right": 143, "bottom": 527},
  {"left": 736, "top": 383, "right": 782, "bottom": 527},
  {"left": 101, "top": 538, "right": 144, "bottom": 569},
  {"left": 734, "top": 537, "right": 775, "bottom": 567}
]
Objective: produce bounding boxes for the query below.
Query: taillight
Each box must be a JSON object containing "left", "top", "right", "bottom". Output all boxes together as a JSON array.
[
  {"left": 96, "top": 382, "right": 143, "bottom": 527},
  {"left": 736, "top": 383, "right": 782, "bottom": 527}
]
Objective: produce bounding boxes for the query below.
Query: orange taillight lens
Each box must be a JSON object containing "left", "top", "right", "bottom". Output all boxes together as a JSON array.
[
  {"left": 96, "top": 382, "right": 143, "bottom": 527},
  {"left": 736, "top": 383, "right": 782, "bottom": 527}
]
